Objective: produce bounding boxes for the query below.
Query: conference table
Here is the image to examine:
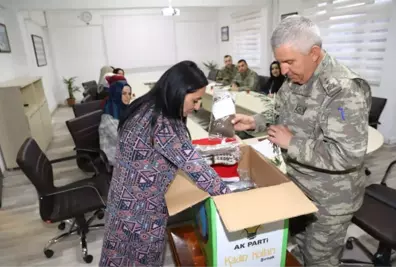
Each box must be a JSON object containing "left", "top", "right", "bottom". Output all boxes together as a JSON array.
[
  {"left": 131, "top": 79, "right": 384, "bottom": 154},
  {"left": 202, "top": 81, "right": 384, "bottom": 154}
]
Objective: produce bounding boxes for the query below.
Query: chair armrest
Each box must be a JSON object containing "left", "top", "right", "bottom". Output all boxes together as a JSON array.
[
  {"left": 75, "top": 147, "right": 112, "bottom": 174},
  {"left": 44, "top": 184, "right": 106, "bottom": 206}
]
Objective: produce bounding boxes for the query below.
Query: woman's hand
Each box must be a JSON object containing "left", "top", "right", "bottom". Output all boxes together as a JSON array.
[{"left": 231, "top": 114, "right": 256, "bottom": 131}]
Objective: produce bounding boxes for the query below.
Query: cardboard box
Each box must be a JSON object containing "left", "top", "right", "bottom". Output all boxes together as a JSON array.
[{"left": 165, "top": 145, "right": 317, "bottom": 266}]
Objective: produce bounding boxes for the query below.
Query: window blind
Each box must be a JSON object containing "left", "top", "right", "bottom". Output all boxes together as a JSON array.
[
  {"left": 301, "top": 0, "right": 392, "bottom": 91},
  {"left": 231, "top": 10, "right": 263, "bottom": 68}
]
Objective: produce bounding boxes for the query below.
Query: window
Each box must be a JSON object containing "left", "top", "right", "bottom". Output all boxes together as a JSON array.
[
  {"left": 301, "top": 0, "right": 393, "bottom": 91},
  {"left": 231, "top": 10, "right": 263, "bottom": 68}
]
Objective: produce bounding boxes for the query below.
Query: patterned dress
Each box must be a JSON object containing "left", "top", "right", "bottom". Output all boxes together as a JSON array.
[{"left": 99, "top": 106, "right": 230, "bottom": 267}]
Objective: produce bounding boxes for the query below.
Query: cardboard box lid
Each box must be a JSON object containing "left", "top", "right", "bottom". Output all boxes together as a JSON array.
[
  {"left": 166, "top": 173, "right": 318, "bottom": 232},
  {"left": 165, "top": 145, "right": 318, "bottom": 232},
  {"left": 212, "top": 182, "right": 317, "bottom": 232}
]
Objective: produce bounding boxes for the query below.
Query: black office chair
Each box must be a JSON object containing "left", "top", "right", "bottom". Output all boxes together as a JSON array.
[
  {"left": 73, "top": 100, "right": 102, "bottom": 117},
  {"left": 208, "top": 69, "right": 219, "bottom": 81},
  {"left": 257, "top": 75, "right": 270, "bottom": 92},
  {"left": 341, "top": 160, "right": 396, "bottom": 266},
  {"left": 82, "top": 80, "right": 98, "bottom": 100},
  {"left": 81, "top": 94, "right": 93, "bottom": 103},
  {"left": 16, "top": 138, "right": 108, "bottom": 263},
  {"left": 365, "top": 97, "right": 387, "bottom": 176},
  {"left": 66, "top": 110, "right": 112, "bottom": 175}
]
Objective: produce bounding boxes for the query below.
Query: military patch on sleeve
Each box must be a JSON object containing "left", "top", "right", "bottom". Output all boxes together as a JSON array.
[
  {"left": 294, "top": 104, "right": 307, "bottom": 115},
  {"left": 338, "top": 107, "right": 345, "bottom": 121}
]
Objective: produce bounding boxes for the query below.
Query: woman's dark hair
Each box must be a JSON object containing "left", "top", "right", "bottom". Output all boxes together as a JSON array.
[
  {"left": 118, "top": 60, "right": 208, "bottom": 140},
  {"left": 261, "top": 61, "right": 285, "bottom": 94},
  {"left": 113, "top": 68, "right": 124, "bottom": 75}
]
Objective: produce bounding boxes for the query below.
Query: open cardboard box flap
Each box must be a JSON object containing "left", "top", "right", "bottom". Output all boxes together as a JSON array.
[{"left": 165, "top": 146, "right": 318, "bottom": 232}]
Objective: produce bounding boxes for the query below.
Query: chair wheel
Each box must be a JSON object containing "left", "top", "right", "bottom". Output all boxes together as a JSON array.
[
  {"left": 365, "top": 169, "right": 371, "bottom": 175},
  {"left": 58, "top": 222, "right": 66, "bottom": 230},
  {"left": 83, "top": 254, "right": 93, "bottom": 263},
  {"left": 97, "top": 210, "right": 104, "bottom": 220},
  {"left": 346, "top": 239, "right": 353, "bottom": 250},
  {"left": 44, "top": 249, "right": 54, "bottom": 258}
]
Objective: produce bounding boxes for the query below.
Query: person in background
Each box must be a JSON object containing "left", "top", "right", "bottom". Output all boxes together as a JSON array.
[
  {"left": 99, "top": 60, "right": 230, "bottom": 267},
  {"left": 261, "top": 61, "right": 285, "bottom": 95},
  {"left": 231, "top": 59, "right": 259, "bottom": 92},
  {"left": 98, "top": 66, "right": 114, "bottom": 85},
  {"left": 113, "top": 68, "right": 125, "bottom": 76},
  {"left": 99, "top": 79, "right": 131, "bottom": 166},
  {"left": 216, "top": 55, "right": 238, "bottom": 85},
  {"left": 231, "top": 15, "right": 371, "bottom": 266}
]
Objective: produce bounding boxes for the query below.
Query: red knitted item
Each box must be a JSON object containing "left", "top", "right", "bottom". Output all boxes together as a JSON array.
[
  {"left": 192, "top": 138, "right": 239, "bottom": 179},
  {"left": 106, "top": 75, "right": 127, "bottom": 85}
]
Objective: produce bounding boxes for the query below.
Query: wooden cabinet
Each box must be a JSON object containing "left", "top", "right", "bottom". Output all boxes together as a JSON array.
[{"left": 0, "top": 77, "right": 53, "bottom": 170}]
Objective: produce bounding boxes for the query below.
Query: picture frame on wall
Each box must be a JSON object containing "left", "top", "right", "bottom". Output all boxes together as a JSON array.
[
  {"left": 0, "top": 23, "right": 11, "bottom": 53},
  {"left": 221, "top": 26, "right": 229, "bottom": 42},
  {"left": 31, "top": 34, "right": 47, "bottom": 67},
  {"left": 281, "top": 12, "right": 298, "bottom": 20}
]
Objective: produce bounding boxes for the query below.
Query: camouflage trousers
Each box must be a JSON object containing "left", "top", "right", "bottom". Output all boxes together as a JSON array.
[{"left": 291, "top": 212, "right": 353, "bottom": 266}]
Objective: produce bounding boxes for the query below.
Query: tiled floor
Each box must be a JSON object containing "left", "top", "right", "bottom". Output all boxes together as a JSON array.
[{"left": 0, "top": 107, "right": 394, "bottom": 266}]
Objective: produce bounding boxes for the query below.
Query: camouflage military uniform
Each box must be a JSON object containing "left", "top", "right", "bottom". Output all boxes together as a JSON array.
[
  {"left": 253, "top": 53, "right": 371, "bottom": 266},
  {"left": 232, "top": 68, "right": 259, "bottom": 91},
  {"left": 216, "top": 64, "right": 238, "bottom": 85}
]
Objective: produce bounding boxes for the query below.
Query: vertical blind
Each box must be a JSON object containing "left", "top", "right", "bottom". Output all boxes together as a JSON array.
[
  {"left": 301, "top": 0, "right": 393, "bottom": 91},
  {"left": 231, "top": 10, "right": 263, "bottom": 68}
]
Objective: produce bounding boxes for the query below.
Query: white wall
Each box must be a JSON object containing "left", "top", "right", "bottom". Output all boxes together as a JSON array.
[
  {"left": 46, "top": 8, "right": 219, "bottom": 102},
  {"left": 0, "top": 10, "right": 57, "bottom": 111},
  {"left": 375, "top": 0, "right": 396, "bottom": 144},
  {"left": 217, "top": 3, "right": 273, "bottom": 76},
  {"left": 22, "top": 19, "right": 58, "bottom": 111}
]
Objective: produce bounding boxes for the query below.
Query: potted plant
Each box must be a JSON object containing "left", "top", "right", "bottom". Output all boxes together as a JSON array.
[
  {"left": 203, "top": 61, "right": 218, "bottom": 71},
  {"left": 63, "top": 76, "right": 80, "bottom": 106}
]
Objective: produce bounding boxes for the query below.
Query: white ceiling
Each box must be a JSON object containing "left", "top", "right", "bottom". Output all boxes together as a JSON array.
[{"left": 1, "top": 0, "right": 268, "bottom": 10}]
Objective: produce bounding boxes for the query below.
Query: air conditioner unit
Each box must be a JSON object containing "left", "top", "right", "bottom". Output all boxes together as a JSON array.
[{"left": 161, "top": 6, "right": 180, "bottom": 16}]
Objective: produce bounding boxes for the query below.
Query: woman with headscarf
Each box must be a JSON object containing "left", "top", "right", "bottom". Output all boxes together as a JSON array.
[
  {"left": 261, "top": 61, "right": 285, "bottom": 95},
  {"left": 99, "top": 79, "right": 132, "bottom": 166}
]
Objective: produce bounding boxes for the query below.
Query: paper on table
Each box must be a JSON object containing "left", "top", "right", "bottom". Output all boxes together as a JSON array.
[
  {"left": 212, "top": 97, "right": 236, "bottom": 120},
  {"left": 250, "top": 139, "right": 277, "bottom": 159}
]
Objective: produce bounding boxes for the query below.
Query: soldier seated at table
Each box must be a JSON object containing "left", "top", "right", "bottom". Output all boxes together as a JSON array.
[
  {"left": 231, "top": 59, "right": 259, "bottom": 92},
  {"left": 216, "top": 55, "right": 238, "bottom": 85}
]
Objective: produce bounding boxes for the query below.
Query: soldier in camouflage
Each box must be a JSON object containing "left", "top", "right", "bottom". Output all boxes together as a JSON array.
[
  {"left": 232, "top": 15, "right": 371, "bottom": 266},
  {"left": 231, "top": 59, "right": 259, "bottom": 92},
  {"left": 216, "top": 55, "right": 238, "bottom": 85}
]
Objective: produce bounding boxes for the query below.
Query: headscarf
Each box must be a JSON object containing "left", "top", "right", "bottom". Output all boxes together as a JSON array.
[
  {"left": 102, "top": 79, "right": 130, "bottom": 120},
  {"left": 98, "top": 66, "right": 114, "bottom": 85},
  {"left": 262, "top": 61, "right": 285, "bottom": 94}
]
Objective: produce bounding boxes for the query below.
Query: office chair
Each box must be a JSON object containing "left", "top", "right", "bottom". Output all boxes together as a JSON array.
[
  {"left": 207, "top": 69, "right": 219, "bottom": 81},
  {"left": 257, "top": 75, "right": 270, "bottom": 92},
  {"left": 341, "top": 160, "right": 396, "bottom": 266},
  {"left": 66, "top": 110, "right": 112, "bottom": 175},
  {"left": 82, "top": 80, "right": 98, "bottom": 100},
  {"left": 16, "top": 138, "right": 108, "bottom": 263},
  {"left": 81, "top": 94, "right": 93, "bottom": 103},
  {"left": 73, "top": 100, "right": 102, "bottom": 117},
  {"left": 365, "top": 97, "right": 387, "bottom": 176}
]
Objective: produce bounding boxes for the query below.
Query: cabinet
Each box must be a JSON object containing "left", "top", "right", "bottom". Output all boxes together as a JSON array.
[{"left": 0, "top": 77, "right": 53, "bottom": 170}]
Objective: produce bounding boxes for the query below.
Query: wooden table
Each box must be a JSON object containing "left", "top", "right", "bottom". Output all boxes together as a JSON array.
[{"left": 167, "top": 223, "right": 301, "bottom": 267}]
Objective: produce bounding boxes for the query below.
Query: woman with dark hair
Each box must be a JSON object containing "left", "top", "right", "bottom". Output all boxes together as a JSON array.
[
  {"left": 99, "top": 60, "right": 230, "bottom": 267},
  {"left": 113, "top": 67, "right": 125, "bottom": 76},
  {"left": 99, "top": 79, "right": 131, "bottom": 166},
  {"left": 261, "top": 61, "right": 285, "bottom": 95}
]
